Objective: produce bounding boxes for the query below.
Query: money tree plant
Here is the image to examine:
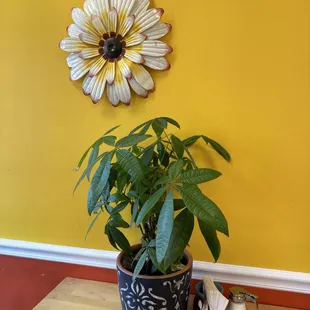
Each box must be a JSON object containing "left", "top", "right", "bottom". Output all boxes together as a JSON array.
[{"left": 75, "top": 117, "right": 230, "bottom": 279}]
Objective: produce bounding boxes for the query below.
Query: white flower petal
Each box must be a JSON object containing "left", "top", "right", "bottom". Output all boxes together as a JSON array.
[
  {"left": 143, "top": 22, "right": 172, "bottom": 40},
  {"left": 109, "top": 7, "right": 118, "bottom": 34},
  {"left": 72, "top": 7, "right": 87, "bottom": 27},
  {"left": 115, "top": 71, "right": 131, "bottom": 105},
  {"left": 89, "top": 57, "right": 107, "bottom": 76},
  {"left": 79, "top": 33, "right": 100, "bottom": 45},
  {"left": 107, "top": 84, "right": 119, "bottom": 106},
  {"left": 84, "top": 0, "right": 100, "bottom": 16},
  {"left": 67, "top": 53, "right": 84, "bottom": 68},
  {"left": 124, "top": 50, "right": 145, "bottom": 64},
  {"left": 131, "top": 63, "right": 154, "bottom": 90},
  {"left": 130, "top": 8, "right": 164, "bottom": 35},
  {"left": 67, "top": 24, "right": 85, "bottom": 38},
  {"left": 118, "top": 15, "right": 135, "bottom": 37},
  {"left": 79, "top": 48, "right": 100, "bottom": 59},
  {"left": 143, "top": 56, "right": 170, "bottom": 70},
  {"left": 139, "top": 40, "right": 173, "bottom": 57},
  {"left": 128, "top": 76, "right": 148, "bottom": 98},
  {"left": 111, "top": 0, "right": 123, "bottom": 15},
  {"left": 125, "top": 33, "right": 147, "bottom": 47},
  {"left": 60, "top": 37, "right": 89, "bottom": 52},
  {"left": 91, "top": 68, "right": 107, "bottom": 103},
  {"left": 70, "top": 58, "right": 97, "bottom": 81},
  {"left": 117, "top": 0, "right": 135, "bottom": 26},
  {"left": 96, "top": 0, "right": 110, "bottom": 13},
  {"left": 72, "top": 7, "right": 99, "bottom": 36},
  {"left": 83, "top": 75, "right": 96, "bottom": 95},
  {"left": 91, "top": 15, "right": 107, "bottom": 35},
  {"left": 101, "top": 11, "right": 110, "bottom": 31},
  {"left": 106, "top": 61, "right": 116, "bottom": 84},
  {"left": 131, "top": 0, "right": 150, "bottom": 17},
  {"left": 117, "top": 58, "right": 132, "bottom": 79}
]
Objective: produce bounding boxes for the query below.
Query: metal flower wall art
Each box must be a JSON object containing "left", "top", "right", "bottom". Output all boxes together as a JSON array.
[{"left": 60, "top": 0, "right": 172, "bottom": 106}]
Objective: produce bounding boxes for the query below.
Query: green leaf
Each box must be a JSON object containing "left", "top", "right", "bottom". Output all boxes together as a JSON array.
[
  {"left": 154, "top": 118, "right": 168, "bottom": 129},
  {"left": 116, "top": 171, "right": 128, "bottom": 193},
  {"left": 164, "top": 209, "right": 194, "bottom": 269},
  {"left": 134, "top": 247, "right": 146, "bottom": 261},
  {"left": 157, "top": 142, "right": 169, "bottom": 167},
  {"left": 110, "top": 201, "right": 129, "bottom": 216},
  {"left": 74, "top": 168, "right": 89, "bottom": 194},
  {"left": 202, "top": 135, "right": 231, "bottom": 163},
  {"left": 168, "top": 160, "right": 184, "bottom": 180},
  {"left": 133, "top": 250, "right": 147, "bottom": 281},
  {"left": 87, "top": 152, "right": 113, "bottom": 215},
  {"left": 116, "top": 149, "right": 143, "bottom": 181},
  {"left": 116, "top": 134, "right": 152, "bottom": 148},
  {"left": 162, "top": 117, "right": 181, "bottom": 129},
  {"left": 148, "top": 239, "right": 156, "bottom": 248},
  {"left": 138, "top": 122, "right": 152, "bottom": 135},
  {"left": 108, "top": 168, "right": 118, "bottom": 189},
  {"left": 141, "top": 145, "right": 155, "bottom": 167},
  {"left": 93, "top": 199, "right": 104, "bottom": 213},
  {"left": 148, "top": 247, "right": 165, "bottom": 274},
  {"left": 100, "top": 135, "right": 117, "bottom": 146},
  {"left": 198, "top": 219, "right": 221, "bottom": 262},
  {"left": 74, "top": 152, "right": 107, "bottom": 194},
  {"left": 108, "top": 193, "right": 128, "bottom": 203},
  {"left": 75, "top": 147, "right": 92, "bottom": 171},
  {"left": 109, "top": 214, "right": 130, "bottom": 228},
  {"left": 105, "top": 204, "right": 113, "bottom": 214},
  {"left": 178, "top": 168, "right": 222, "bottom": 184},
  {"left": 101, "top": 183, "right": 111, "bottom": 203},
  {"left": 128, "top": 190, "right": 138, "bottom": 198},
  {"left": 105, "top": 225, "right": 119, "bottom": 250},
  {"left": 130, "top": 120, "right": 152, "bottom": 135},
  {"left": 174, "top": 199, "right": 186, "bottom": 211},
  {"left": 104, "top": 125, "right": 121, "bottom": 136},
  {"left": 171, "top": 135, "right": 184, "bottom": 159},
  {"left": 183, "top": 135, "right": 201, "bottom": 147},
  {"left": 171, "top": 262, "right": 185, "bottom": 272},
  {"left": 180, "top": 185, "right": 229, "bottom": 236},
  {"left": 154, "top": 176, "right": 171, "bottom": 187},
  {"left": 85, "top": 209, "right": 102, "bottom": 240},
  {"left": 156, "top": 190, "right": 174, "bottom": 264},
  {"left": 87, "top": 142, "right": 100, "bottom": 180},
  {"left": 152, "top": 121, "right": 164, "bottom": 137},
  {"left": 132, "top": 145, "right": 140, "bottom": 155},
  {"left": 130, "top": 199, "right": 139, "bottom": 227},
  {"left": 75, "top": 130, "right": 117, "bottom": 171},
  {"left": 136, "top": 186, "right": 167, "bottom": 226},
  {"left": 109, "top": 226, "right": 132, "bottom": 255}
]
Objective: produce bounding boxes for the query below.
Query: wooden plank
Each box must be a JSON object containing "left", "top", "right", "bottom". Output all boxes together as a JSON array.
[
  {"left": 34, "top": 278, "right": 298, "bottom": 310},
  {"left": 34, "top": 278, "right": 121, "bottom": 310},
  {"left": 246, "top": 304, "right": 297, "bottom": 310}
]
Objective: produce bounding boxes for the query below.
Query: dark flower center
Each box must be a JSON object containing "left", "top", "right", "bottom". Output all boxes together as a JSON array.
[{"left": 104, "top": 37, "right": 123, "bottom": 59}]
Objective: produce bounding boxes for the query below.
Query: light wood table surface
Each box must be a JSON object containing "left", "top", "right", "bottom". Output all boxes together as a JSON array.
[{"left": 33, "top": 278, "right": 297, "bottom": 310}]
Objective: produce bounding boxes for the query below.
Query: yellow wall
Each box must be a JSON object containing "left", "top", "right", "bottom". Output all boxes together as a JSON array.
[{"left": 1, "top": 0, "right": 309, "bottom": 273}]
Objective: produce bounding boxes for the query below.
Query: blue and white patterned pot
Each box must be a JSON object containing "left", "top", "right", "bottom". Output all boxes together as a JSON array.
[{"left": 117, "top": 245, "right": 193, "bottom": 310}]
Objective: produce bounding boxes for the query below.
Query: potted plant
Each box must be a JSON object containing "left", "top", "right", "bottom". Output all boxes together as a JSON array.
[{"left": 75, "top": 117, "right": 230, "bottom": 310}]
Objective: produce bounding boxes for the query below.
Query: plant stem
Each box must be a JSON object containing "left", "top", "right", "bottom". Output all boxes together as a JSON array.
[
  {"left": 184, "top": 146, "right": 198, "bottom": 168},
  {"left": 138, "top": 225, "right": 144, "bottom": 235}
]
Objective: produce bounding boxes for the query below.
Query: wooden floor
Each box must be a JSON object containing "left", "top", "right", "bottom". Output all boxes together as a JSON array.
[{"left": 33, "top": 278, "right": 298, "bottom": 310}]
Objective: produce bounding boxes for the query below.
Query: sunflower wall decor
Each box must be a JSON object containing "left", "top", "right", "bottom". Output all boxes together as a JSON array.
[{"left": 60, "top": 0, "right": 173, "bottom": 106}]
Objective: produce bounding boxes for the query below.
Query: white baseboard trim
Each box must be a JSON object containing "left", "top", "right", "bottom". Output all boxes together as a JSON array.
[{"left": 0, "top": 238, "right": 309, "bottom": 294}]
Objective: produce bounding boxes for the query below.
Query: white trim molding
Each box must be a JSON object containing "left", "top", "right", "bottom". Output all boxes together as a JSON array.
[{"left": 0, "top": 238, "right": 309, "bottom": 294}]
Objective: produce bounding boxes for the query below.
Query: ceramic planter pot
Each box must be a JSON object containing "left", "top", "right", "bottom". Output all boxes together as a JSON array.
[{"left": 117, "top": 244, "right": 193, "bottom": 310}]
